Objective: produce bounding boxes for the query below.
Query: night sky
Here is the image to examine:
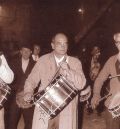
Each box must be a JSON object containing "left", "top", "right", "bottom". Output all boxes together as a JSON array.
[
  {"left": 1, "top": 0, "right": 120, "bottom": 58},
  {"left": 28, "top": 0, "right": 120, "bottom": 57}
]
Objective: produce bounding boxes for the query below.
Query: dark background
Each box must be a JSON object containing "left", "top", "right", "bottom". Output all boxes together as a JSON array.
[{"left": 0, "top": 0, "right": 120, "bottom": 61}]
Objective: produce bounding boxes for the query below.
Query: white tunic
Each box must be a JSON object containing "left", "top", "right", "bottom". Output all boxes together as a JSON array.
[
  {"left": 0, "top": 54, "right": 14, "bottom": 83},
  {"left": 0, "top": 54, "right": 14, "bottom": 129}
]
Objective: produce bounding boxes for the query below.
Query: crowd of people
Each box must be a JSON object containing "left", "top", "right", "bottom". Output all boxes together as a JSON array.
[{"left": 0, "top": 32, "right": 120, "bottom": 129}]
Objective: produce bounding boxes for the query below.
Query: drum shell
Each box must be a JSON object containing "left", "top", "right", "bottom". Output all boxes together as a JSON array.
[{"left": 34, "top": 74, "right": 78, "bottom": 119}]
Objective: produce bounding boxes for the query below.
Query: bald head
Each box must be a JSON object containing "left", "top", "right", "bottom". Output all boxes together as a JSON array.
[
  {"left": 52, "top": 33, "right": 68, "bottom": 43},
  {"left": 51, "top": 33, "right": 68, "bottom": 57}
]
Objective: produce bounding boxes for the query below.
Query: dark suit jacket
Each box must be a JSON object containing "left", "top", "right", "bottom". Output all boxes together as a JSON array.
[{"left": 10, "top": 56, "right": 35, "bottom": 94}]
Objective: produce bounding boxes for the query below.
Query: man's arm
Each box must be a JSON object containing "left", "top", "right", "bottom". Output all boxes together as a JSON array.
[
  {"left": 59, "top": 58, "right": 86, "bottom": 90},
  {"left": 93, "top": 60, "right": 110, "bottom": 97},
  {"left": 24, "top": 61, "right": 42, "bottom": 102},
  {"left": 0, "top": 54, "right": 14, "bottom": 84},
  {"left": 91, "top": 59, "right": 111, "bottom": 108}
]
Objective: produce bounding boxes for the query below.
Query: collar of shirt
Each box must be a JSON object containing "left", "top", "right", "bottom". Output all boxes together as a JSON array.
[{"left": 54, "top": 55, "right": 68, "bottom": 66}]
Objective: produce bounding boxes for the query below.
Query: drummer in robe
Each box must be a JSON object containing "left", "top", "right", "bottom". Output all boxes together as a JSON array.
[
  {"left": 91, "top": 32, "right": 120, "bottom": 129},
  {"left": 0, "top": 52, "right": 14, "bottom": 129},
  {"left": 24, "top": 33, "right": 86, "bottom": 129}
]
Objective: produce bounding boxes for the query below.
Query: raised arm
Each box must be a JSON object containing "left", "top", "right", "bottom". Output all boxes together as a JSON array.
[{"left": 59, "top": 58, "right": 86, "bottom": 90}]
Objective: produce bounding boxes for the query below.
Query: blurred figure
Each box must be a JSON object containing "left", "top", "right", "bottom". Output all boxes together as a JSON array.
[
  {"left": 24, "top": 33, "right": 86, "bottom": 129},
  {"left": 86, "top": 46, "right": 102, "bottom": 115},
  {"left": 7, "top": 43, "right": 35, "bottom": 129},
  {"left": 91, "top": 32, "right": 120, "bottom": 129},
  {"left": 32, "top": 44, "right": 40, "bottom": 62},
  {"left": 89, "top": 46, "right": 101, "bottom": 81},
  {"left": 0, "top": 52, "right": 14, "bottom": 129}
]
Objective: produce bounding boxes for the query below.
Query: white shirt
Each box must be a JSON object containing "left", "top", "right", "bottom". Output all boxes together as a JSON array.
[
  {"left": 22, "top": 58, "right": 29, "bottom": 73},
  {"left": 32, "top": 54, "right": 39, "bottom": 62},
  {"left": 0, "top": 54, "right": 14, "bottom": 84},
  {"left": 54, "top": 55, "right": 68, "bottom": 67}
]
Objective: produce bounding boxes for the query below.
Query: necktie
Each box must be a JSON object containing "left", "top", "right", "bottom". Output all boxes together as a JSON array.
[{"left": 35, "top": 56, "right": 37, "bottom": 61}]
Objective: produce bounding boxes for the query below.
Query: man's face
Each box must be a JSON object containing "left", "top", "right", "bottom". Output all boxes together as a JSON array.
[
  {"left": 51, "top": 34, "right": 68, "bottom": 57},
  {"left": 114, "top": 34, "right": 120, "bottom": 52},
  {"left": 33, "top": 45, "right": 40, "bottom": 56},
  {"left": 20, "top": 48, "right": 32, "bottom": 60}
]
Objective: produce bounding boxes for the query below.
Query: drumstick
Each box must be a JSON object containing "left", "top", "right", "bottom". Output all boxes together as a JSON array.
[
  {"left": 109, "top": 74, "right": 120, "bottom": 79},
  {"left": 98, "top": 93, "right": 112, "bottom": 102},
  {"left": 87, "top": 93, "right": 112, "bottom": 108}
]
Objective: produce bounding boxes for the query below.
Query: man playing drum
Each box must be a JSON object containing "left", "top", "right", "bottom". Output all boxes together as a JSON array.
[
  {"left": 0, "top": 52, "right": 14, "bottom": 129},
  {"left": 24, "top": 33, "right": 86, "bottom": 129},
  {"left": 91, "top": 32, "right": 120, "bottom": 129}
]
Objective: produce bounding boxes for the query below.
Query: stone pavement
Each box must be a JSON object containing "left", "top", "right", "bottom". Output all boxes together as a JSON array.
[
  {"left": 18, "top": 108, "right": 106, "bottom": 129},
  {"left": 82, "top": 110, "right": 106, "bottom": 129}
]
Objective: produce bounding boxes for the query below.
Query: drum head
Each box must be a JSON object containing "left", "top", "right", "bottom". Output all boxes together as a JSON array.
[{"left": 80, "top": 86, "right": 91, "bottom": 102}]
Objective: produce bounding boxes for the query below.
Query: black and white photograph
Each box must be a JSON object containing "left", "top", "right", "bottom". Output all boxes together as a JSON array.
[{"left": 0, "top": 0, "right": 120, "bottom": 129}]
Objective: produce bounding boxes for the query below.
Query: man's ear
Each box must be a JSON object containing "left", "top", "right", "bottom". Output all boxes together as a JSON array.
[
  {"left": 113, "top": 35, "right": 116, "bottom": 41},
  {"left": 51, "top": 42, "right": 55, "bottom": 50}
]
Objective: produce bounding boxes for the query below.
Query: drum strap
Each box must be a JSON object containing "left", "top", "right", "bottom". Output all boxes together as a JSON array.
[{"left": 115, "top": 60, "right": 120, "bottom": 82}]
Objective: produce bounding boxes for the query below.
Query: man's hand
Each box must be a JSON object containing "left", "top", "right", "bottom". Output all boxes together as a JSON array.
[
  {"left": 91, "top": 96, "right": 100, "bottom": 109},
  {"left": 59, "top": 61, "right": 69, "bottom": 70},
  {"left": 59, "top": 61, "right": 70, "bottom": 77},
  {"left": 24, "top": 93, "right": 33, "bottom": 103}
]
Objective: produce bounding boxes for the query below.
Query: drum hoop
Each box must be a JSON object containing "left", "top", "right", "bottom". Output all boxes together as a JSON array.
[
  {"left": 108, "top": 102, "right": 120, "bottom": 118},
  {"left": 0, "top": 78, "right": 11, "bottom": 109}
]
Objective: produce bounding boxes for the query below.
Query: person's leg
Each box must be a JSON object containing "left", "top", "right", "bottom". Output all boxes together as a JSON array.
[
  {"left": 7, "top": 99, "right": 21, "bottom": 129},
  {"left": 48, "top": 115, "right": 59, "bottom": 129},
  {"left": 0, "top": 108, "right": 5, "bottom": 129},
  {"left": 4, "top": 89, "right": 16, "bottom": 129},
  {"left": 32, "top": 107, "right": 49, "bottom": 129},
  {"left": 23, "top": 106, "right": 34, "bottom": 129},
  {"left": 4, "top": 105, "right": 9, "bottom": 129},
  {"left": 105, "top": 109, "right": 120, "bottom": 129}
]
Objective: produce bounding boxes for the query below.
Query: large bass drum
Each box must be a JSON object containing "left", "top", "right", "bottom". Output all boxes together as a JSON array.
[
  {"left": 0, "top": 79, "right": 11, "bottom": 109},
  {"left": 33, "top": 74, "right": 78, "bottom": 119}
]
